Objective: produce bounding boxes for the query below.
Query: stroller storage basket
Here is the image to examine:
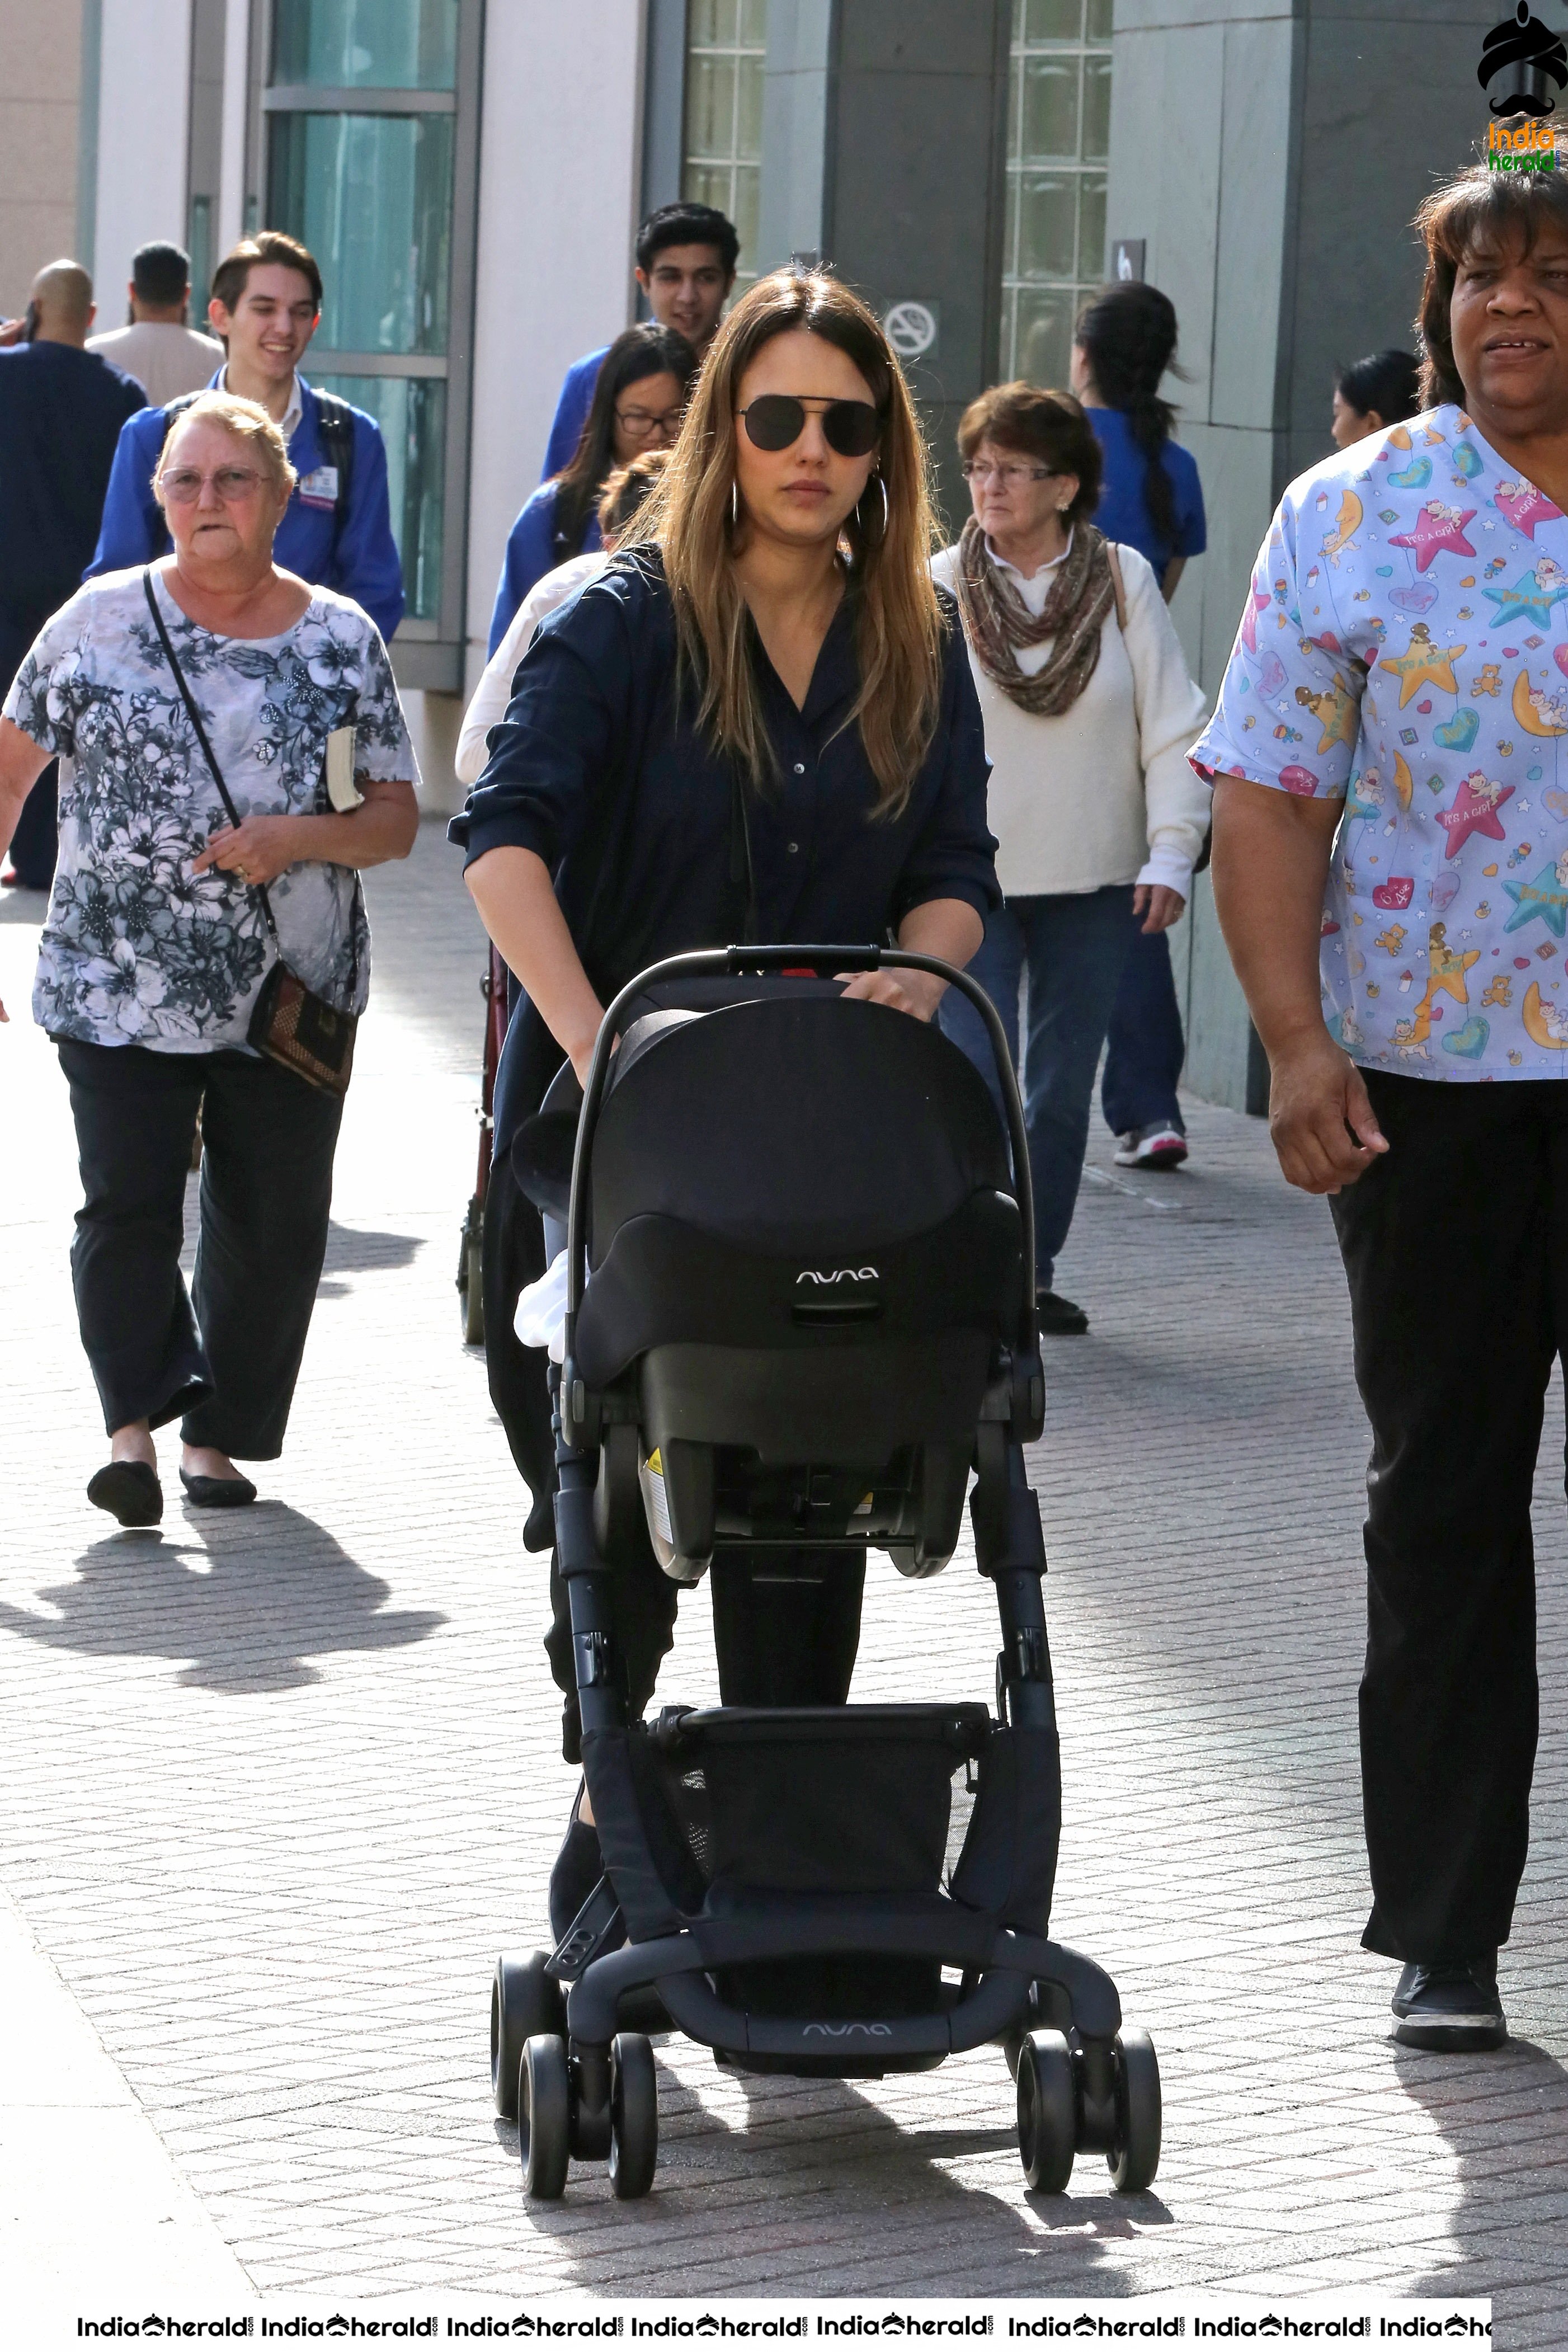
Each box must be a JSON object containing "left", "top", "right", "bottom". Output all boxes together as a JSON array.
[{"left": 649, "top": 1702, "right": 991, "bottom": 1899}]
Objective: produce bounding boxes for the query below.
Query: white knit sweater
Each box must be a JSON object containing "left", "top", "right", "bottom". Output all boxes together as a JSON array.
[{"left": 931, "top": 537, "right": 1210, "bottom": 899}]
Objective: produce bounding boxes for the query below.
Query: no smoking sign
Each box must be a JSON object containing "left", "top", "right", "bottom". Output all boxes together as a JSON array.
[{"left": 883, "top": 299, "right": 940, "bottom": 361}]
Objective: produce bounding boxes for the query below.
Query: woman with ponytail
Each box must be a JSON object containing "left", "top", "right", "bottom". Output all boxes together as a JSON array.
[
  {"left": 1072, "top": 283, "right": 1208, "bottom": 1173},
  {"left": 450, "top": 270, "right": 997, "bottom": 1928}
]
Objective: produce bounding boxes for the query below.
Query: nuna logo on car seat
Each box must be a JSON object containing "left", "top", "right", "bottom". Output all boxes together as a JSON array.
[
  {"left": 796, "top": 1266, "right": 879, "bottom": 1285},
  {"left": 802, "top": 2020, "right": 893, "bottom": 2037}
]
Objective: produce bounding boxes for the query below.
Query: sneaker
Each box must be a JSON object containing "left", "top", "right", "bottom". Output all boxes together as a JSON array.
[
  {"left": 1391, "top": 1954, "right": 1506, "bottom": 2052},
  {"left": 1113, "top": 1122, "right": 1188, "bottom": 1170},
  {"left": 1036, "top": 1288, "right": 1089, "bottom": 1336}
]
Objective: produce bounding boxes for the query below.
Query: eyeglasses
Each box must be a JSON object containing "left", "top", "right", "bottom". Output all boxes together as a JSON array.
[
  {"left": 737, "top": 395, "right": 884, "bottom": 458},
  {"left": 960, "top": 460, "right": 1060, "bottom": 487},
  {"left": 616, "top": 403, "right": 685, "bottom": 441},
  {"left": 160, "top": 466, "right": 266, "bottom": 504}
]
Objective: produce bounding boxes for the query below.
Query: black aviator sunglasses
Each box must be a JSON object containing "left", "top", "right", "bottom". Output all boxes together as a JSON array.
[{"left": 736, "top": 394, "right": 884, "bottom": 458}]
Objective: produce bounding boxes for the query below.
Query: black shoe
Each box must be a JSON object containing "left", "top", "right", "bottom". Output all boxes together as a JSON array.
[
  {"left": 179, "top": 1467, "right": 257, "bottom": 1507},
  {"left": 1391, "top": 1954, "right": 1506, "bottom": 2051},
  {"left": 1036, "top": 1289, "right": 1089, "bottom": 1335},
  {"left": 548, "top": 1799, "right": 604, "bottom": 1942},
  {"left": 86, "top": 1459, "right": 163, "bottom": 1527}
]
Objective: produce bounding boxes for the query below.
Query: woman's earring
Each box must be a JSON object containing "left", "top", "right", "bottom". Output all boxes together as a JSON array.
[
  {"left": 731, "top": 481, "right": 739, "bottom": 527},
  {"left": 878, "top": 473, "right": 890, "bottom": 534}
]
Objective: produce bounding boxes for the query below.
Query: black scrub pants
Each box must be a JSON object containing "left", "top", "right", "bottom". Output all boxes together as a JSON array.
[
  {"left": 1329, "top": 1068, "right": 1568, "bottom": 1964},
  {"left": 57, "top": 1039, "right": 342, "bottom": 1456}
]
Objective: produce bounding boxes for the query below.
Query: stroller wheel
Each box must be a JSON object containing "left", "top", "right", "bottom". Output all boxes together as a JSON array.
[
  {"left": 1107, "top": 2026, "right": 1161, "bottom": 2193},
  {"left": 609, "top": 2031, "right": 658, "bottom": 2200},
  {"left": 520, "top": 2034, "right": 572, "bottom": 2199},
  {"left": 458, "top": 1226, "right": 484, "bottom": 1346},
  {"left": 1016, "top": 2029, "right": 1076, "bottom": 2194},
  {"left": 492, "top": 1953, "right": 566, "bottom": 2120}
]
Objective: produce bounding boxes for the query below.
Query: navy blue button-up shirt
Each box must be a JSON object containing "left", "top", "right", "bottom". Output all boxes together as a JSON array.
[{"left": 449, "top": 549, "right": 999, "bottom": 1156}]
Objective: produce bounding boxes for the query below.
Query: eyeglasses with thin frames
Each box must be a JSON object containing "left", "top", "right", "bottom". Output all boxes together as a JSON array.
[
  {"left": 960, "top": 460, "right": 1060, "bottom": 487},
  {"left": 616, "top": 405, "right": 685, "bottom": 440},
  {"left": 160, "top": 466, "right": 267, "bottom": 505}
]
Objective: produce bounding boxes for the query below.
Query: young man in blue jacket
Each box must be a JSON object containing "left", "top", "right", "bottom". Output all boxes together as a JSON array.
[
  {"left": 88, "top": 232, "right": 404, "bottom": 643},
  {"left": 538, "top": 200, "right": 737, "bottom": 480}
]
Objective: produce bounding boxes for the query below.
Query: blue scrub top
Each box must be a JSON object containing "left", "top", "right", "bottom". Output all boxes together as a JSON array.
[
  {"left": 451, "top": 551, "right": 1000, "bottom": 1158},
  {"left": 1088, "top": 407, "right": 1206, "bottom": 580},
  {"left": 487, "top": 480, "right": 604, "bottom": 657},
  {"left": 87, "top": 373, "right": 405, "bottom": 643},
  {"left": 541, "top": 346, "right": 608, "bottom": 482}
]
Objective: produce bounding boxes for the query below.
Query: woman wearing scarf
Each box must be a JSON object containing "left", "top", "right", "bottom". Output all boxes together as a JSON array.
[{"left": 934, "top": 384, "right": 1208, "bottom": 1335}]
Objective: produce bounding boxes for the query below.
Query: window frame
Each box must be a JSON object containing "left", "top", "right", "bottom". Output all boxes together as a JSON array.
[
  {"left": 1000, "top": 0, "right": 1113, "bottom": 388},
  {"left": 245, "top": 0, "right": 482, "bottom": 690}
]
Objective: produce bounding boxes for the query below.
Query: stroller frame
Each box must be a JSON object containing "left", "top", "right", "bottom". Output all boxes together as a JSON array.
[{"left": 493, "top": 945, "right": 1159, "bottom": 2203}]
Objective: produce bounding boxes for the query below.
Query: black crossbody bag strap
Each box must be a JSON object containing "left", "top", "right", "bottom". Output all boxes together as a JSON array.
[{"left": 142, "top": 567, "right": 282, "bottom": 947}]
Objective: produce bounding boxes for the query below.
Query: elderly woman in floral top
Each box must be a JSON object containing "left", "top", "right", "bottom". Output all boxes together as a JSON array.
[{"left": 0, "top": 389, "right": 419, "bottom": 1525}]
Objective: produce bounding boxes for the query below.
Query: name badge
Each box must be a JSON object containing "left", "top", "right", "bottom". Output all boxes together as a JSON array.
[{"left": 296, "top": 464, "right": 338, "bottom": 510}]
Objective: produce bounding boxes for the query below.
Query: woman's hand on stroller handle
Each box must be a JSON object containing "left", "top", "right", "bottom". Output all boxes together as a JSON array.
[{"left": 841, "top": 896, "right": 985, "bottom": 1021}]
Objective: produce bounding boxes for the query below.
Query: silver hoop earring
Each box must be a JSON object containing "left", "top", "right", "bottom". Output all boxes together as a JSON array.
[
  {"left": 731, "top": 481, "right": 739, "bottom": 527},
  {"left": 878, "top": 473, "right": 890, "bottom": 533}
]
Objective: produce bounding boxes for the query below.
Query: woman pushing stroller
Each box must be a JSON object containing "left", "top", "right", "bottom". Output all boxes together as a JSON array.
[{"left": 449, "top": 269, "right": 999, "bottom": 1930}]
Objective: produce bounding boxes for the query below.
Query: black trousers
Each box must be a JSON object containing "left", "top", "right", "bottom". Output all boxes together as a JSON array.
[
  {"left": 58, "top": 1039, "right": 343, "bottom": 1456},
  {"left": 1330, "top": 1069, "right": 1568, "bottom": 1963}
]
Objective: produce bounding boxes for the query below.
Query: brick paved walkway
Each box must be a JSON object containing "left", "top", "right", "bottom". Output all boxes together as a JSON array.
[{"left": 1, "top": 830, "right": 1565, "bottom": 2331}]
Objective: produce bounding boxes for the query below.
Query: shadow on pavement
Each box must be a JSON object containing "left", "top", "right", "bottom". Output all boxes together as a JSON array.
[
  {"left": 1391, "top": 2038, "right": 1568, "bottom": 2318},
  {"left": 314, "top": 1219, "right": 425, "bottom": 1300},
  {"left": 493, "top": 2061, "right": 1172, "bottom": 2289},
  {"left": 0, "top": 1504, "right": 443, "bottom": 1695}
]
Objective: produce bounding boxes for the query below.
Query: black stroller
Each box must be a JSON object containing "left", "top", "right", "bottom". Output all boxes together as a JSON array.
[{"left": 489, "top": 945, "right": 1160, "bottom": 2202}]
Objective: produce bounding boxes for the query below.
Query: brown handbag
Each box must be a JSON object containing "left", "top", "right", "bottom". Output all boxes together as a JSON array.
[{"left": 143, "top": 569, "right": 359, "bottom": 1096}]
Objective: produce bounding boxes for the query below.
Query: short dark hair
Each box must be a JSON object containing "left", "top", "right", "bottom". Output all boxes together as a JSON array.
[
  {"left": 1416, "top": 159, "right": 1568, "bottom": 406},
  {"left": 635, "top": 201, "right": 739, "bottom": 277},
  {"left": 133, "top": 241, "right": 191, "bottom": 306},
  {"left": 1335, "top": 349, "right": 1421, "bottom": 427},
  {"left": 210, "top": 232, "right": 323, "bottom": 319},
  {"left": 957, "top": 382, "right": 1102, "bottom": 525}
]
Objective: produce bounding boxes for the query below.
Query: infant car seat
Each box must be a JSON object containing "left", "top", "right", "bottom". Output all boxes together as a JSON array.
[{"left": 488, "top": 945, "right": 1161, "bottom": 2205}]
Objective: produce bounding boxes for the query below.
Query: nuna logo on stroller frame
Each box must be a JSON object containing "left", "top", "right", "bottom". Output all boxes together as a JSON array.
[{"left": 795, "top": 1266, "right": 879, "bottom": 1283}]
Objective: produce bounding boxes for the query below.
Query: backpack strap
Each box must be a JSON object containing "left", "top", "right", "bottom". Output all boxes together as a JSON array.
[
  {"left": 307, "top": 389, "right": 357, "bottom": 534},
  {"left": 1105, "top": 541, "right": 1128, "bottom": 635}
]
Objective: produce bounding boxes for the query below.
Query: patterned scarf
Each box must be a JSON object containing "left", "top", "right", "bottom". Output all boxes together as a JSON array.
[{"left": 949, "top": 514, "right": 1116, "bottom": 718}]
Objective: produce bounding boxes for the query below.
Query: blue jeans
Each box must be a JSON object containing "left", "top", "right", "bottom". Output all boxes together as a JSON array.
[
  {"left": 1101, "top": 920, "right": 1186, "bottom": 1137},
  {"left": 939, "top": 886, "right": 1137, "bottom": 1291}
]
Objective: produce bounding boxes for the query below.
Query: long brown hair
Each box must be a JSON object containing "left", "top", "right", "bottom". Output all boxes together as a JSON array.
[
  {"left": 1415, "top": 159, "right": 1568, "bottom": 407},
  {"left": 624, "top": 269, "right": 944, "bottom": 816}
]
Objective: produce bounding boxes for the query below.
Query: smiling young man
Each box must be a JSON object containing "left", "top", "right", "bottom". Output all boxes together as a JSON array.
[
  {"left": 87, "top": 233, "right": 403, "bottom": 642},
  {"left": 1198, "top": 161, "right": 1568, "bottom": 2053},
  {"left": 538, "top": 201, "right": 738, "bottom": 479}
]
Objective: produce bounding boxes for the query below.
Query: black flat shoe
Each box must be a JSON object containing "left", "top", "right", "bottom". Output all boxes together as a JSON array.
[
  {"left": 87, "top": 1459, "right": 163, "bottom": 1527},
  {"left": 1391, "top": 1954, "right": 1506, "bottom": 2052},
  {"left": 1036, "top": 1288, "right": 1090, "bottom": 1335},
  {"left": 178, "top": 1468, "right": 257, "bottom": 1507}
]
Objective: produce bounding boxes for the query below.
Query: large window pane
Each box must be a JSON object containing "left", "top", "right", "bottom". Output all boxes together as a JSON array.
[
  {"left": 272, "top": 0, "right": 458, "bottom": 90},
  {"left": 1027, "top": 0, "right": 1082, "bottom": 40},
  {"left": 686, "top": 55, "right": 738, "bottom": 159},
  {"left": 1014, "top": 289, "right": 1077, "bottom": 391},
  {"left": 1082, "top": 54, "right": 1112, "bottom": 162},
  {"left": 269, "top": 111, "right": 453, "bottom": 354},
  {"left": 313, "top": 373, "right": 446, "bottom": 622}
]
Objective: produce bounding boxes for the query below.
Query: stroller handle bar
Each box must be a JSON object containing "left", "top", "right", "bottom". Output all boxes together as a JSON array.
[{"left": 564, "top": 945, "right": 1037, "bottom": 1351}]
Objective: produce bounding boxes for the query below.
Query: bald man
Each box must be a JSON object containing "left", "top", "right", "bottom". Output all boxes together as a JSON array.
[{"left": 0, "top": 261, "right": 145, "bottom": 888}]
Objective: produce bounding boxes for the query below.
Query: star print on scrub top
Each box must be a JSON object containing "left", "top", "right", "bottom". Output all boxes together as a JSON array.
[
  {"left": 1189, "top": 402, "right": 1568, "bottom": 1080},
  {"left": 1388, "top": 500, "right": 1477, "bottom": 572}
]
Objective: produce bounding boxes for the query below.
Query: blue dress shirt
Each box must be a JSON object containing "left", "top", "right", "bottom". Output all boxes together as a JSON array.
[
  {"left": 86, "top": 373, "right": 406, "bottom": 642},
  {"left": 451, "top": 551, "right": 1000, "bottom": 1159}
]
